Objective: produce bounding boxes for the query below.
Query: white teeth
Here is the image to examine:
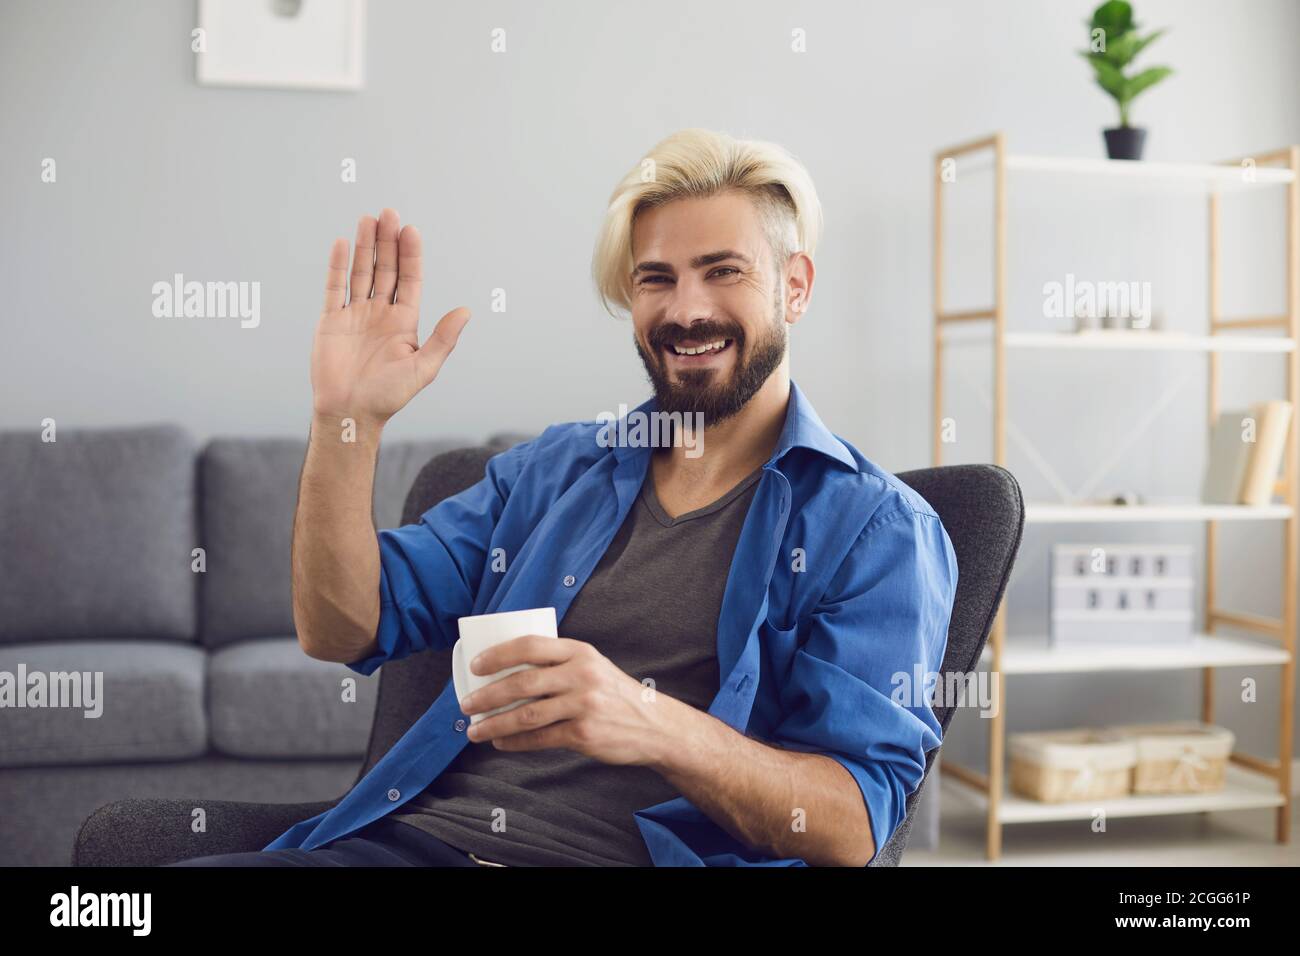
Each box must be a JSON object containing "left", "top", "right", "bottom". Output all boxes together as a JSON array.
[{"left": 672, "top": 339, "right": 727, "bottom": 356}]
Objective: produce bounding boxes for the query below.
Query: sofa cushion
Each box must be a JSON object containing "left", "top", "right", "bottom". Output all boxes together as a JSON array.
[
  {"left": 198, "top": 437, "right": 462, "bottom": 646},
  {"left": 0, "top": 425, "right": 197, "bottom": 644},
  {"left": 207, "top": 637, "right": 379, "bottom": 758},
  {"left": 0, "top": 641, "right": 207, "bottom": 768}
]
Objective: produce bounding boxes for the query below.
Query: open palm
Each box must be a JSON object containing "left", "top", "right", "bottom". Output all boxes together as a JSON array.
[{"left": 312, "top": 208, "right": 470, "bottom": 427}]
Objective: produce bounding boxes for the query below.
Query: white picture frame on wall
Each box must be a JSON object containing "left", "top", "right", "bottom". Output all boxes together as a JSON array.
[{"left": 195, "top": 0, "right": 366, "bottom": 92}]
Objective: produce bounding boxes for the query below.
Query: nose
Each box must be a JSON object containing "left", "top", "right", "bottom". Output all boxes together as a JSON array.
[{"left": 663, "top": 275, "right": 715, "bottom": 328}]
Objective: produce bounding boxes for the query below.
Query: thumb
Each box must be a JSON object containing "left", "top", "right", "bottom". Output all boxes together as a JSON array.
[{"left": 413, "top": 306, "right": 472, "bottom": 388}]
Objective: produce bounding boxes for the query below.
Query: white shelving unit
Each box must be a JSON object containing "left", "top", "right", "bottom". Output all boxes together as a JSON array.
[{"left": 932, "top": 132, "right": 1299, "bottom": 860}]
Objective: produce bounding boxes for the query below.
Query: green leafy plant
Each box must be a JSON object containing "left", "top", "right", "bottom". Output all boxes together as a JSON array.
[{"left": 1079, "top": 0, "right": 1173, "bottom": 128}]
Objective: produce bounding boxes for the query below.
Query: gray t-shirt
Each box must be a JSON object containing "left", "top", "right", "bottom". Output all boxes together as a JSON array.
[{"left": 388, "top": 463, "right": 764, "bottom": 865}]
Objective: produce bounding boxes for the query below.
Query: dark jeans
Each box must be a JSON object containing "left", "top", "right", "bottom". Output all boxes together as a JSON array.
[{"left": 164, "top": 817, "right": 498, "bottom": 867}]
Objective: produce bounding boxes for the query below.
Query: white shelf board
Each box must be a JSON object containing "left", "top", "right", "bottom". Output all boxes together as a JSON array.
[
  {"left": 947, "top": 762, "right": 1285, "bottom": 824},
  {"left": 953, "top": 152, "right": 1295, "bottom": 190},
  {"left": 1007, "top": 154, "right": 1295, "bottom": 187},
  {"left": 979, "top": 633, "right": 1290, "bottom": 674},
  {"left": 1004, "top": 331, "right": 1295, "bottom": 353},
  {"left": 1025, "top": 502, "right": 1292, "bottom": 523}
]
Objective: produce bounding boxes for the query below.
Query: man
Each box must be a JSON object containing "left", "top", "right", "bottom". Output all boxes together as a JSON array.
[{"left": 169, "top": 128, "right": 957, "bottom": 868}]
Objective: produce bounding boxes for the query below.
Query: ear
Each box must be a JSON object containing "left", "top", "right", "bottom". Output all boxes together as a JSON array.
[{"left": 783, "top": 251, "right": 814, "bottom": 325}]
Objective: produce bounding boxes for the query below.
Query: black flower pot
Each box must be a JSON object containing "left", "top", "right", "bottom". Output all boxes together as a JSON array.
[{"left": 1104, "top": 126, "right": 1147, "bottom": 160}]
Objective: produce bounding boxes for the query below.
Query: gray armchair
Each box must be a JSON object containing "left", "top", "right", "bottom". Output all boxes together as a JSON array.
[{"left": 73, "top": 447, "right": 1023, "bottom": 867}]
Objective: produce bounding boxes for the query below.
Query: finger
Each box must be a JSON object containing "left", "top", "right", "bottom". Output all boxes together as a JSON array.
[
  {"left": 395, "top": 224, "right": 422, "bottom": 310},
  {"left": 488, "top": 724, "right": 575, "bottom": 751},
  {"left": 461, "top": 659, "right": 564, "bottom": 713},
  {"left": 412, "top": 306, "right": 472, "bottom": 389},
  {"left": 322, "top": 238, "right": 348, "bottom": 313},
  {"left": 470, "top": 634, "right": 575, "bottom": 675},
  {"left": 349, "top": 214, "right": 377, "bottom": 304},
  {"left": 468, "top": 632, "right": 531, "bottom": 675},
  {"left": 373, "top": 207, "right": 400, "bottom": 302},
  {"left": 469, "top": 696, "right": 581, "bottom": 744},
  {"left": 468, "top": 632, "right": 555, "bottom": 674}
]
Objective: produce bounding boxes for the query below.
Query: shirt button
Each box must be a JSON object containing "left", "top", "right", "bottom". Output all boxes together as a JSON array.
[
  {"left": 454, "top": 719, "right": 467, "bottom": 732},
  {"left": 563, "top": 574, "right": 576, "bottom": 587},
  {"left": 387, "top": 788, "right": 401, "bottom": 802}
]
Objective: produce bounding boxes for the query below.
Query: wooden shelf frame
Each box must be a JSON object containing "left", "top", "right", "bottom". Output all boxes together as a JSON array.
[{"left": 932, "top": 132, "right": 1299, "bottom": 860}]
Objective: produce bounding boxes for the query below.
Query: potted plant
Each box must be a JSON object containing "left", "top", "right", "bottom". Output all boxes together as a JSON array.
[{"left": 1079, "top": 1, "right": 1173, "bottom": 160}]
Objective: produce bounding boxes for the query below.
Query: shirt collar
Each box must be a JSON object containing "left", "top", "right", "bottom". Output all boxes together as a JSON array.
[{"left": 610, "top": 379, "right": 858, "bottom": 473}]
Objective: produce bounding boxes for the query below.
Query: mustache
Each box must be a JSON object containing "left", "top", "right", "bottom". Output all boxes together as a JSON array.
[{"left": 647, "top": 321, "right": 745, "bottom": 351}]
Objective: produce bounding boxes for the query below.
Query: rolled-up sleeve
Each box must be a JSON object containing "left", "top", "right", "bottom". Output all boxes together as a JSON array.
[
  {"left": 345, "top": 438, "right": 535, "bottom": 677},
  {"left": 770, "top": 506, "right": 958, "bottom": 864}
]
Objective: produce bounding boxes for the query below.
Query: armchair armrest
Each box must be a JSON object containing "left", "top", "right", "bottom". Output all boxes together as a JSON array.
[{"left": 72, "top": 797, "right": 338, "bottom": 866}]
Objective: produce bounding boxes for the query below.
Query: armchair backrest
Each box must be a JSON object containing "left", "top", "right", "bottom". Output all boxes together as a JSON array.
[{"left": 868, "top": 463, "right": 1023, "bottom": 863}]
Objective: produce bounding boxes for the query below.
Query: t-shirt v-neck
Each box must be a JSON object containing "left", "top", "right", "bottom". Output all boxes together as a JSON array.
[{"left": 640, "top": 465, "right": 765, "bottom": 528}]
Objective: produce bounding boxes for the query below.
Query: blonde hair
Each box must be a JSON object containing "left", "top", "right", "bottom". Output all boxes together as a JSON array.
[{"left": 591, "top": 128, "right": 823, "bottom": 318}]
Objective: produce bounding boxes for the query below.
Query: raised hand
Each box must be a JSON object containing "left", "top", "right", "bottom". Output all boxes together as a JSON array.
[{"left": 311, "top": 208, "right": 470, "bottom": 429}]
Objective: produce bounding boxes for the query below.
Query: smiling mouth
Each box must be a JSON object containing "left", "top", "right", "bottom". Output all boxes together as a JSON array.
[{"left": 665, "top": 338, "right": 734, "bottom": 359}]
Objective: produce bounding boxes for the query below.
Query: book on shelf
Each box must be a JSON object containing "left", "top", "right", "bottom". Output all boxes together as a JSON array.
[
  {"left": 1240, "top": 401, "right": 1293, "bottom": 505},
  {"left": 1201, "top": 400, "right": 1293, "bottom": 506}
]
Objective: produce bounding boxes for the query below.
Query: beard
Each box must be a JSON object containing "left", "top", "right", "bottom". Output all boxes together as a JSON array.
[{"left": 634, "top": 290, "right": 787, "bottom": 427}]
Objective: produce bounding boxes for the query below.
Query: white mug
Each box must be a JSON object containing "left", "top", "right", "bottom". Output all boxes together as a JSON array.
[{"left": 452, "top": 607, "right": 558, "bottom": 725}]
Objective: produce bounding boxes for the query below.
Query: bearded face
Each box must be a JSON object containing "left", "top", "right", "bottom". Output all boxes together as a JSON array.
[{"left": 634, "top": 280, "right": 787, "bottom": 426}]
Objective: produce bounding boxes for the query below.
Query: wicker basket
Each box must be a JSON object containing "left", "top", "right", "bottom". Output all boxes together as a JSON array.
[
  {"left": 1105, "top": 721, "right": 1234, "bottom": 794},
  {"left": 1009, "top": 728, "right": 1137, "bottom": 803}
]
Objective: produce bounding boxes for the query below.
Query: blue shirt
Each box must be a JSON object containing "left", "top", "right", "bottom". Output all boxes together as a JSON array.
[{"left": 264, "top": 380, "right": 958, "bottom": 865}]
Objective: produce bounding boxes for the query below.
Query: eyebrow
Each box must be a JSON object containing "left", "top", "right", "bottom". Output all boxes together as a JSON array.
[{"left": 632, "top": 250, "right": 753, "bottom": 276}]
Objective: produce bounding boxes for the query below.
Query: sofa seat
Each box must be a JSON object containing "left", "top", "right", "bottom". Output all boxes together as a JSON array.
[
  {"left": 208, "top": 637, "right": 379, "bottom": 759},
  {"left": 0, "top": 640, "right": 206, "bottom": 768}
]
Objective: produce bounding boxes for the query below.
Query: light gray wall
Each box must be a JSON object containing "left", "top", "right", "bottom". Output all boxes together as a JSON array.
[{"left": 3, "top": 2, "right": 1298, "bottom": 783}]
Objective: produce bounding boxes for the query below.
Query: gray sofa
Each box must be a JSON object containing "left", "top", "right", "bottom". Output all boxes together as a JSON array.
[{"left": 0, "top": 424, "right": 521, "bottom": 866}]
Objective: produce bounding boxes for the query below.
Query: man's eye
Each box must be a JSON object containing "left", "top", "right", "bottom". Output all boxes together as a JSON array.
[
  {"left": 639, "top": 275, "right": 670, "bottom": 285},
  {"left": 710, "top": 267, "right": 739, "bottom": 278}
]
